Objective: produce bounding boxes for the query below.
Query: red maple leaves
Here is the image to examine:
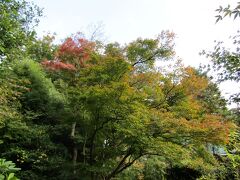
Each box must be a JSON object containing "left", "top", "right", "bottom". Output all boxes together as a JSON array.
[
  {"left": 58, "top": 37, "right": 94, "bottom": 62},
  {"left": 41, "top": 60, "right": 76, "bottom": 71},
  {"left": 41, "top": 34, "right": 95, "bottom": 71}
]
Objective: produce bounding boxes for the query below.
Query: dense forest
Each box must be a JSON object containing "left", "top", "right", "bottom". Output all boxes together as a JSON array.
[{"left": 0, "top": 0, "right": 239, "bottom": 179}]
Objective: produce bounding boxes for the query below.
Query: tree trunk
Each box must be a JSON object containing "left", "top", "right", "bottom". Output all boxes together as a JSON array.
[
  {"left": 83, "top": 133, "right": 87, "bottom": 164},
  {"left": 71, "top": 122, "right": 76, "bottom": 137},
  {"left": 71, "top": 122, "right": 77, "bottom": 174}
]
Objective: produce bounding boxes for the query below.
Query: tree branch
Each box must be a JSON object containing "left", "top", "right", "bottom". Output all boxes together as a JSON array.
[
  {"left": 132, "top": 51, "right": 160, "bottom": 67},
  {"left": 152, "top": 84, "right": 175, "bottom": 108},
  {"left": 106, "top": 148, "right": 133, "bottom": 180}
]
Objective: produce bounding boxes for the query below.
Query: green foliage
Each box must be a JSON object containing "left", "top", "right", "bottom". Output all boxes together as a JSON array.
[
  {"left": 0, "top": 158, "right": 20, "bottom": 180},
  {"left": 198, "top": 4, "right": 240, "bottom": 179},
  {"left": 126, "top": 31, "right": 175, "bottom": 71},
  {"left": 26, "top": 34, "right": 58, "bottom": 62},
  {"left": 200, "top": 83, "right": 228, "bottom": 114},
  {"left": 142, "top": 157, "right": 168, "bottom": 180},
  {"left": 0, "top": 60, "right": 67, "bottom": 179},
  {"left": 201, "top": 31, "right": 240, "bottom": 110},
  {"left": 216, "top": 2, "right": 240, "bottom": 22},
  {"left": 13, "top": 59, "right": 65, "bottom": 115},
  {"left": 0, "top": 61, "right": 29, "bottom": 150},
  {"left": 225, "top": 130, "right": 240, "bottom": 179},
  {"left": 0, "top": 5, "right": 235, "bottom": 177},
  {"left": 34, "top": 36, "right": 232, "bottom": 179},
  {"left": 0, "top": 0, "right": 42, "bottom": 61}
]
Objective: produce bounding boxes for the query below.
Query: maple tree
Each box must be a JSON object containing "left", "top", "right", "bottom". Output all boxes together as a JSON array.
[
  {"left": 57, "top": 34, "right": 95, "bottom": 68},
  {"left": 27, "top": 32, "right": 232, "bottom": 179},
  {"left": 0, "top": 30, "right": 234, "bottom": 179}
]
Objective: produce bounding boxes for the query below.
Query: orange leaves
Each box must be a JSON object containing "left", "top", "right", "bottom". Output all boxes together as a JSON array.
[
  {"left": 181, "top": 67, "right": 208, "bottom": 97},
  {"left": 199, "top": 115, "right": 233, "bottom": 143},
  {"left": 151, "top": 109, "right": 233, "bottom": 146},
  {"left": 185, "top": 114, "right": 233, "bottom": 144}
]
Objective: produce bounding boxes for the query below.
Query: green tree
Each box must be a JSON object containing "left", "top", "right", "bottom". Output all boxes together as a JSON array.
[
  {"left": 200, "top": 3, "right": 240, "bottom": 178},
  {"left": 0, "top": 60, "right": 67, "bottom": 179},
  {"left": 26, "top": 34, "right": 58, "bottom": 62},
  {"left": 39, "top": 33, "right": 233, "bottom": 179},
  {"left": 0, "top": 0, "right": 42, "bottom": 61}
]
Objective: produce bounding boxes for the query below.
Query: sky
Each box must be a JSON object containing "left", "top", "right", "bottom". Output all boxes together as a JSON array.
[{"left": 33, "top": 0, "right": 239, "bottom": 100}]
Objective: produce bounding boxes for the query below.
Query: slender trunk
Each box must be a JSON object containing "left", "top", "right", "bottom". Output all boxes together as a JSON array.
[
  {"left": 83, "top": 134, "right": 87, "bottom": 164},
  {"left": 73, "top": 147, "right": 78, "bottom": 174},
  {"left": 90, "top": 128, "right": 97, "bottom": 165},
  {"left": 71, "top": 122, "right": 77, "bottom": 174},
  {"left": 90, "top": 127, "right": 97, "bottom": 180},
  {"left": 71, "top": 122, "right": 76, "bottom": 137}
]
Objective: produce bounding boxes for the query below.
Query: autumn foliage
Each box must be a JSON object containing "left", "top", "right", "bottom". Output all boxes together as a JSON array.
[
  {"left": 41, "top": 34, "right": 95, "bottom": 71},
  {"left": 1, "top": 0, "right": 239, "bottom": 179},
  {"left": 58, "top": 37, "right": 95, "bottom": 62},
  {"left": 1, "top": 31, "right": 236, "bottom": 180},
  {"left": 41, "top": 59, "right": 76, "bottom": 71}
]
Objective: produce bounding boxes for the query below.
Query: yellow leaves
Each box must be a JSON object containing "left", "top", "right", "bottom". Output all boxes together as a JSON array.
[
  {"left": 111, "top": 62, "right": 234, "bottom": 156},
  {"left": 181, "top": 67, "right": 208, "bottom": 97},
  {"left": 133, "top": 160, "right": 145, "bottom": 169}
]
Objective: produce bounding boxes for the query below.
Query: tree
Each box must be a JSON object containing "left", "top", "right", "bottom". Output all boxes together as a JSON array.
[
  {"left": 200, "top": 3, "right": 240, "bottom": 178},
  {"left": 38, "top": 32, "right": 233, "bottom": 179},
  {"left": 212, "top": 1, "right": 240, "bottom": 107},
  {"left": 26, "top": 34, "right": 58, "bottom": 62},
  {"left": 0, "top": 0, "right": 42, "bottom": 61},
  {"left": 126, "top": 31, "right": 175, "bottom": 72},
  {"left": 0, "top": 59, "right": 69, "bottom": 179},
  {"left": 201, "top": 31, "right": 240, "bottom": 115}
]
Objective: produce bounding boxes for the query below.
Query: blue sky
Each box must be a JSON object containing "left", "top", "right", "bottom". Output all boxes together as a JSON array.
[{"left": 33, "top": 0, "right": 239, "bottom": 99}]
